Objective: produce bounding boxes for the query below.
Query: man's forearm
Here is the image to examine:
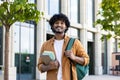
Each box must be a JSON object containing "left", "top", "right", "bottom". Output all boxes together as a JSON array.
[
  {"left": 40, "top": 60, "right": 59, "bottom": 72},
  {"left": 73, "top": 56, "right": 85, "bottom": 65},
  {"left": 40, "top": 64, "right": 52, "bottom": 72}
]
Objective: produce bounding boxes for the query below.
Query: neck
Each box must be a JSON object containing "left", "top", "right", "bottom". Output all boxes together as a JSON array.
[{"left": 54, "top": 33, "right": 65, "bottom": 40}]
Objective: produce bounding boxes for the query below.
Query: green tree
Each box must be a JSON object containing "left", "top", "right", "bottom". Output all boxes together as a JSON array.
[
  {"left": 0, "top": 0, "right": 43, "bottom": 80},
  {"left": 95, "top": 0, "right": 120, "bottom": 40}
]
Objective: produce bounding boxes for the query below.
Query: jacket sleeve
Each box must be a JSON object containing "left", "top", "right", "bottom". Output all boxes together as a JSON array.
[
  {"left": 37, "top": 43, "right": 45, "bottom": 72},
  {"left": 74, "top": 39, "right": 89, "bottom": 66}
]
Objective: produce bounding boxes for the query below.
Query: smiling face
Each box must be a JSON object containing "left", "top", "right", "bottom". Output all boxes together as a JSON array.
[
  {"left": 51, "top": 20, "right": 67, "bottom": 34},
  {"left": 49, "top": 14, "right": 70, "bottom": 34}
]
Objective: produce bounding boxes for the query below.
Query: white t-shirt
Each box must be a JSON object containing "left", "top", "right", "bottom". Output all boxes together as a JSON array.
[{"left": 54, "top": 39, "right": 64, "bottom": 80}]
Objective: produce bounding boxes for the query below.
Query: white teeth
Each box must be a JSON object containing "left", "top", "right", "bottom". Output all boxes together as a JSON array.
[{"left": 56, "top": 27, "right": 62, "bottom": 30}]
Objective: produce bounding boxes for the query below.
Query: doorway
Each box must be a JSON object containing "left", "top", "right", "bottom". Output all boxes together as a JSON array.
[
  {"left": 13, "top": 22, "right": 36, "bottom": 80},
  {"left": 101, "top": 36, "right": 107, "bottom": 74},
  {"left": 88, "top": 42, "right": 95, "bottom": 75},
  {"left": 47, "top": 34, "right": 54, "bottom": 40}
]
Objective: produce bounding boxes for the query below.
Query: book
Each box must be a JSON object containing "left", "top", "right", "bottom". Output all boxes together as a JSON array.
[
  {"left": 40, "top": 51, "right": 55, "bottom": 65},
  {"left": 42, "top": 51, "right": 55, "bottom": 60},
  {"left": 40, "top": 55, "right": 52, "bottom": 65}
]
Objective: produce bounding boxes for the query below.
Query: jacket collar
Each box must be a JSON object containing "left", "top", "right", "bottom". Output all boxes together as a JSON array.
[{"left": 50, "top": 34, "right": 70, "bottom": 45}]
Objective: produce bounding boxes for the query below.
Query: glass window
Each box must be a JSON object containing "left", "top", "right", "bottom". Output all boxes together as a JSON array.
[
  {"left": 0, "top": 0, "right": 3, "bottom": 3},
  {"left": 67, "top": 27, "right": 79, "bottom": 38},
  {"left": 46, "top": 22, "right": 53, "bottom": 33},
  {"left": 87, "top": 32, "right": 94, "bottom": 41},
  {"left": 13, "top": 22, "right": 34, "bottom": 54},
  {"left": 117, "top": 39, "right": 120, "bottom": 52},
  {"left": 86, "top": 0, "right": 94, "bottom": 27},
  {"left": 28, "top": 0, "right": 35, "bottom": 3},
  {"left": 101, "top": 36, "right": 107, "bottom": 74},
  {"left": 13, "top": 22, "right": 36, "bottom": 80},
  {"left": 68, "top": 0, "right": 79, "bottom": 23},
  {"left": 46, "top": 0, "right": 60, "bottom": 15},
  {"left": 101, "top": 36, "right": 107, "bottom": 54},
  {"left": 112, "top": 38, "right": 118, "bottom": 52}
]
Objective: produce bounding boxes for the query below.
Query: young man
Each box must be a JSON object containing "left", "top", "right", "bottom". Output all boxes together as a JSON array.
[{"left": 37, "top": 13, "right": 89, "bottom": 80}]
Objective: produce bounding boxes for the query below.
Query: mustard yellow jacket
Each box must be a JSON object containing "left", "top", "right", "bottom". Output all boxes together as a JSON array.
[{"left": 38, "top": 35, "right": 89, "bottom": 80}]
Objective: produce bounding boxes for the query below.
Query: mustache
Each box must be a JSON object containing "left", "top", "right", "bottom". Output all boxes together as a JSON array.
[
  {"left": 51, "top": 27, "right": 66, "bottom": 34},
  {"left": 54, "top": 26, "right": 61, "bottom": 29},
  {"left": 51, "top": 27, "right": 61, "bottom": 33}
]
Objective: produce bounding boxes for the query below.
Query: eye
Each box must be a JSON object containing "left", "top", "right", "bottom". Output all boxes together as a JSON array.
[
  {"left": 61, "top": 22, "right": 63, "bottom": 24},
  {"left": 54, "top": 21, "right": 59, "bottom": 24},
  {"left": 61, "top": 22, "right": 65, "bottom": 25}
]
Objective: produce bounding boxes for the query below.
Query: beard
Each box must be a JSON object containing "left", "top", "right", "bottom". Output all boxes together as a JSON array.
[{"left": 51, "top": 26, "right": 66, "bottom": 34}]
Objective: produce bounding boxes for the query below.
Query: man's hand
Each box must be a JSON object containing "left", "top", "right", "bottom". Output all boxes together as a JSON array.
[
  {"left": 64, "top": 50, "right": 75, "bottom": 60},
  {"left": 40, "top": 60, "right": 59, "bottom": 72},
  {"left": 64, "top": 50, "right": 85, "bottom": 65},
  {"left": 49, "top": 60, "right": 59, "bottom": 70}
]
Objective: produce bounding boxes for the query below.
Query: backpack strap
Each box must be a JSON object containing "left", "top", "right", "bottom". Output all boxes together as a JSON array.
[
  {"left": 66, "top": 38, "right": 75, "bottom": 80},
  {"left": 66, "top": 38, "right": 88, "bottom": 80},
  {"left": 66, "top": 38, "right": 75, "bottom": 50}
]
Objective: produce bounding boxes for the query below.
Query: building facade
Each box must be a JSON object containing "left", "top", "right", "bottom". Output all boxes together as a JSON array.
[{"left": 0, "top": 0, "right": 120, "bottom": 80}]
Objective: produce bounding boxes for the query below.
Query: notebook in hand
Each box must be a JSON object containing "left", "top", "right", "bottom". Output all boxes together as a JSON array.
[
  {"left": 42, "top": 51, "right": 55, "bottom": 60},
  {"left": 40, "top": 51, "right": 55, "bottom": 65}
]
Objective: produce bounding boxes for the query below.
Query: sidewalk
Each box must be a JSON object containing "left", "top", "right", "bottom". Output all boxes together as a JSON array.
[
  {"left": 0, "top": 71, "right": 3, "bottom": 80},
  {"left": 0, "top": 74, "right": 120, "bottom": 80},
  {"left": 83, "top": 75, "right": 120, "bottom": 80},
  {"left": 0, "top": 75, "right": 3, "bottom": 80}
]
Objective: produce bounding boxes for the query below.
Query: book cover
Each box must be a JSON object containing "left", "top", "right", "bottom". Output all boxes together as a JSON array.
[
  {"left": 42, "top": 51, "right": 55, "bottom": 60},
  {"left": 40, "top": 51, "right": 55, "bottom": 65}
]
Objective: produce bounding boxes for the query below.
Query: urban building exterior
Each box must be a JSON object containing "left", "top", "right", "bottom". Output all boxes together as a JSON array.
[{"left": 0, "top": 0, "right": 120, "bottom": 80}]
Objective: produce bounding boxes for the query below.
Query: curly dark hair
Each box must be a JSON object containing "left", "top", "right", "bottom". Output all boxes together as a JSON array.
[{"left": 49, "top": 13, "right": 70, "bottom": 33}]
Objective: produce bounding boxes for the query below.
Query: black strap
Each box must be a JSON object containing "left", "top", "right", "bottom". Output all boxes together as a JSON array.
[
  {"left": 66, "top": 38, "right": 75, "bottom": 80},
  {"left": 70, "top": 61, "right": 73, "bottom": 80}
]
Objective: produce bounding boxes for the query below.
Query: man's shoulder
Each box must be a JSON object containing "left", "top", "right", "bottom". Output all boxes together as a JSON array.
[{"left": 43, "top": 38, "right": 54, "bottom": 45}]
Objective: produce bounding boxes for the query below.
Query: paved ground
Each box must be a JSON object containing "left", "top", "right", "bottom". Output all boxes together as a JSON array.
[
  {"left": 83, "top": 75, "right": 120, "bottom": 80},
  {"left": 0, "top": 75, "right": 3, "bottom": 80},
  {"left": 0, "top": 74, "right": 120, "bottom": 80}
]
